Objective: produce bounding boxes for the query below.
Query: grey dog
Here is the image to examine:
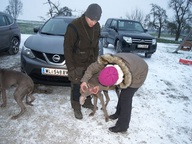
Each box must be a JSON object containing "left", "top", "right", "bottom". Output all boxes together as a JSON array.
[{"left": 0, "top": 68, "right": 35, "bottom": 119}]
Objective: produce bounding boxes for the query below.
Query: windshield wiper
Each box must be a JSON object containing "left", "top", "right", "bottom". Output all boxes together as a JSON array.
[
  {"left": 41, "top": 32, "right": 63, "bottom": 36},
  {"left": 40, "top": 32, "right": 53, "bottom": 35}
]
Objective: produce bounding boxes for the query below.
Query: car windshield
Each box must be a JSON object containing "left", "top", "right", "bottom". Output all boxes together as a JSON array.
[
  {"left": 40, "top": 17, "right": 73, "bottom": 36},
  {"left": 118, "top": 20, "right": 144, "bottom": 32}
]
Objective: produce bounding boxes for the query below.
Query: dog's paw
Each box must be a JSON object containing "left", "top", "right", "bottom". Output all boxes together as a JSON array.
[
  {"left": 26, "top": 102, "right": 33, "bottom": 106},
  {"left": 105, "top": 117, "right": 109, "bottom": 122},
  {"left": 11, "top": 115, "right": 18, "bottom": 120},
  {"left": 89, "top": 112, "right": 95, "bottom": 116},
  {"left": 0, "top": 103, "right": 6, "bottom": 107}
]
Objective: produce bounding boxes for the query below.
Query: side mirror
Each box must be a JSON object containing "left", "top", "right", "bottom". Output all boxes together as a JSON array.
[
  {"left": 144, "top": 29, "right": 148, "bottom": 32},
  {"left": 110, "top": 26, "right": 118, "bottom": 32},
  {"left": 33, "top": 27, "right": 40, "bottom": 33}
]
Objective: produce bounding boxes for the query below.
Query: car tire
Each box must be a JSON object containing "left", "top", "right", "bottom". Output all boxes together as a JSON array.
[
  {"left": 8, "top": 37, "right": 20, "bottom": 55},
  {"left": 116, "top": 40, "right": 122, "bottom": 53},
  {"left": 103, "top": 38, "right": 108, "bottom": 48},
  {"left": 145, "top": 53, "right": 152, "bottom": 58}
]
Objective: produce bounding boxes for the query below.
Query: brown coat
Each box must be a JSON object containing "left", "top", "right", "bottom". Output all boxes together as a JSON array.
[
  {"left": 81, "top": 53, "right": 148, "bottom": 89},
  {"left": 64, "top": 14, "right": 101, "bottom": 83}
]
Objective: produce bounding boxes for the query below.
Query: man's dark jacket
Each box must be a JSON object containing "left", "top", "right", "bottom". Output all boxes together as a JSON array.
[{"left": 64, "top": 14, "right": 100, "bottom": 84}]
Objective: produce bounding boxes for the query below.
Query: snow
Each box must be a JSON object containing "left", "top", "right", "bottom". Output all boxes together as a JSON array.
[{"left": 0, "top": 34, "right": 192, "bottom": 144}]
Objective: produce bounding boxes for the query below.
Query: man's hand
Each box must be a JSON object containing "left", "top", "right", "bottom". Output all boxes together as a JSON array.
[{"left": 80, "top": 82, "right": 88, "bottom": 93}]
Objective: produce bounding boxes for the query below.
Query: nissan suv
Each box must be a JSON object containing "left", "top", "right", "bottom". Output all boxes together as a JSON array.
[
  {"left": 21, "top": 15, "right": 103, "bottom": 86},
  {"left": 102, "top": 18, "right": 157, "bottom": 58}
]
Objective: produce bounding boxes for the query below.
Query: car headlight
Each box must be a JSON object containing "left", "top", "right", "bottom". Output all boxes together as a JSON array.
[
  {"left": 123, "top": 36, "right": 132, "bottom": 43},
  {"left": 152, "top": 39, "right": 157, "bottom": 45},
  {"left": 22, "top": 45, "right": 35, "bottom": 58}
]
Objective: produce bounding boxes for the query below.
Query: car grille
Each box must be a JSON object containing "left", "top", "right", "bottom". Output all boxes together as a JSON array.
[
  {"left": 45, "top": 53, "right": 64, "bottom": 63},
  {"left": 32, "top": 50, "right": 65, "bottom": 65},
  {"left": 132, "top": 38, "right": 152, "bottom": 44}
]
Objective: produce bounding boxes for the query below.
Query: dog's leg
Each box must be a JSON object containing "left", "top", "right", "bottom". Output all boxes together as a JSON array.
[
  {"left": 103, "top": 90, "right": 110, "bottom": 108},
  {"left": 11, "top": 94, "right": 26, "bottom": 120},
  {"left": 26, "top": 94, "right": 35, "bottom": 106},
  {"left": 98, "top": 92, "right": 109, "bottom": 122},
  {"left": 1, "top": 89, "right": 7, "bottom": 107},
  {"left": 115, "top": 86, "right": 120, "bottom": 98},
  {"left": 89, "top": 95, "right": 97, "bottom": 116},
  {"left": 11, "top": 88, "right": 27, "bottom": 120},
  {"left": 26, "top": 90, "right": 35, "bottom": 106}
]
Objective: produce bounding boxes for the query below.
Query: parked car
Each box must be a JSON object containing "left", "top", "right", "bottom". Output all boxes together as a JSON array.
[
  {"left": 0, "top": 12, "right": 21, "bottom": 55},
  {"left": 21, "top": 15, "right": 103, "bottom": 86},
  {"left": 101, "top": 18, "right": 157, "bottom": 58}
]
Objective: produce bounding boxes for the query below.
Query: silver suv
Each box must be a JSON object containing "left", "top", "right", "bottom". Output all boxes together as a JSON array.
[{"left": 0, "top": 12, "right": 21, "bottom": 55}]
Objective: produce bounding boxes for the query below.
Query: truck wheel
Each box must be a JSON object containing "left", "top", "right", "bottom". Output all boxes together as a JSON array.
[
  {"left": 8, "top": 37, "right": 20, "bottom": 55},
  {"left": 103, "top": 38, "right": 108, "bottom": 48},
  {"left": 116, "top": 40, "right": 122, "bottom": 53}
]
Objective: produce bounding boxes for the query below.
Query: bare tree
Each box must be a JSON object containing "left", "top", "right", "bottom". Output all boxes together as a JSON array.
[
  {"left": 168, "top": 0, "right": 192, "bottom": 41},
  {"left": 4, "top": 0, "right": 23, "bottom": 20},
  {"left": 45, "top": 0, "right": 72, "bottom": 17},
  {"left": 144, "top": 4, "right": 167, "bottom": 38},
  {"left": 58, "top": 6, "right": 72, "bottom": 16},
  {"left": 126, "top": 8, "right": 144, "bottom": 24},
  {"left": 167, "top": 21, "right": 177, "bottom": 35}
]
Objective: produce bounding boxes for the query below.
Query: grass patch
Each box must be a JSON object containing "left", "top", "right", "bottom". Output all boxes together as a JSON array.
[
  {"left": 17, "top": 20, "right": 44, "bottom": 34},
  {"left": 150, "top": 33, "right": 181, "bottom": 44},
  {"left": 157, "top": 38, "right": 180, "bottom": 44}
]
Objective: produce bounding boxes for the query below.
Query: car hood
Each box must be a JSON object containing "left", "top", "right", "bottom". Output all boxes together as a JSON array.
[
  {"left": 118, "top": 31, "right": 154, "bottom": 39},
  {"left": 24, "top": 33, "right": 64, "bottom": 54}
]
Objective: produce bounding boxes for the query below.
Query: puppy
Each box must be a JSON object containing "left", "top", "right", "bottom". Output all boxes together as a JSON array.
[
  {"left": 80, "top": 73, "right": 120, "bottom": 122},
  {"left": 0, "top": 68, "right": 35, "bottom": 119}
]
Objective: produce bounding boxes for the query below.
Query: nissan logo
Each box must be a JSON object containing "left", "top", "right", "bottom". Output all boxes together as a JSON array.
[{"left": 52, "top": 55, "right": 60, "bottom": 62}]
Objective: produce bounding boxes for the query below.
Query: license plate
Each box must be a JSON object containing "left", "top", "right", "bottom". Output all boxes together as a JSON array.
[
  {"left": 41, "top": 68, "right": 68, "bottom": 76},
  {"left": 137, "top": 44, "right": 148, "bottom": 48}
]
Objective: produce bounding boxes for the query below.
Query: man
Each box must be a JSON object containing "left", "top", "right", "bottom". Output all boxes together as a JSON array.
[
  {"left": 64, "top": 3, "right": 102, "bottom": 119},
  {"left": 80, "top": 53, "right": 148, "bottom": 133}
]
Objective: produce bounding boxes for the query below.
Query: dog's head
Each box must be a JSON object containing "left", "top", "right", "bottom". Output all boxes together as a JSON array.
[{"left": 79, "top": 85, "right": 100, "bottom": 105}]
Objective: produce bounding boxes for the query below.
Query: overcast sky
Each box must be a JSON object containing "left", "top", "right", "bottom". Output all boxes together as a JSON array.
[{"left": 0, "top": 0, "right": 173, "bottom": 25}]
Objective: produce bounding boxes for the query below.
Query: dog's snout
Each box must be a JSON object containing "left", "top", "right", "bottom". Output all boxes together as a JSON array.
[{"left": 79, "top": 96, "right": 86, "bottom": 105}]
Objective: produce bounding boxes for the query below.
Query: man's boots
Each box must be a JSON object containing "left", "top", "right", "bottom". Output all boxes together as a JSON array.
[
  {"left": 72, "top": 101, "right": 82, "bottom": 119},
  {"left": 82, "top": 96, "right": 94, "bottom": 110}
]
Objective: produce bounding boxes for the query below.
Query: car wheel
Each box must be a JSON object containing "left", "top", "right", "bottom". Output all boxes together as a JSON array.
[
  {"left": 20, "top": 66, "right": 25, "bottom": 73},
  {"left": 102, "top": 38, "right": 108, "bottom": 48},
  {"left": 116, "top": 40, "right": 122, "bottom": 53},
  {"left": 145, "top": 53, "right": 152, "bottom": 58},
  {"left": 8, "top": 37, "right": 20, "bottom": 55}
]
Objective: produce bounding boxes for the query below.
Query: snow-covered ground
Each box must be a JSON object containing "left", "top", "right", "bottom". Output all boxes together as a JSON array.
[{"left": 0, "top": 34, "right": 192, "bottom": 144}]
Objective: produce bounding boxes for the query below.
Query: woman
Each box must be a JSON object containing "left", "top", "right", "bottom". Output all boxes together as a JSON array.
[{"left": 80, "top": 53, "right": 148, "bottom": 133}]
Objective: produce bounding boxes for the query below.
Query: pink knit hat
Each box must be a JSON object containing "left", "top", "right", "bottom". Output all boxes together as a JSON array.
[{"left": 98, "top": 64, "right": 123, "bottom": 86}]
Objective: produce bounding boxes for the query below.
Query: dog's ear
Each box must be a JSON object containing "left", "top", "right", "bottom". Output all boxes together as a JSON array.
[
  {"left": 80, "top": 86, "right": 90, "bottom": 96},
  {"left": 82, "top": 85, "right": 88, "bottom": 92},
  {"left": 90, "top": 86, "right": 99, "bottom": 94}
]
